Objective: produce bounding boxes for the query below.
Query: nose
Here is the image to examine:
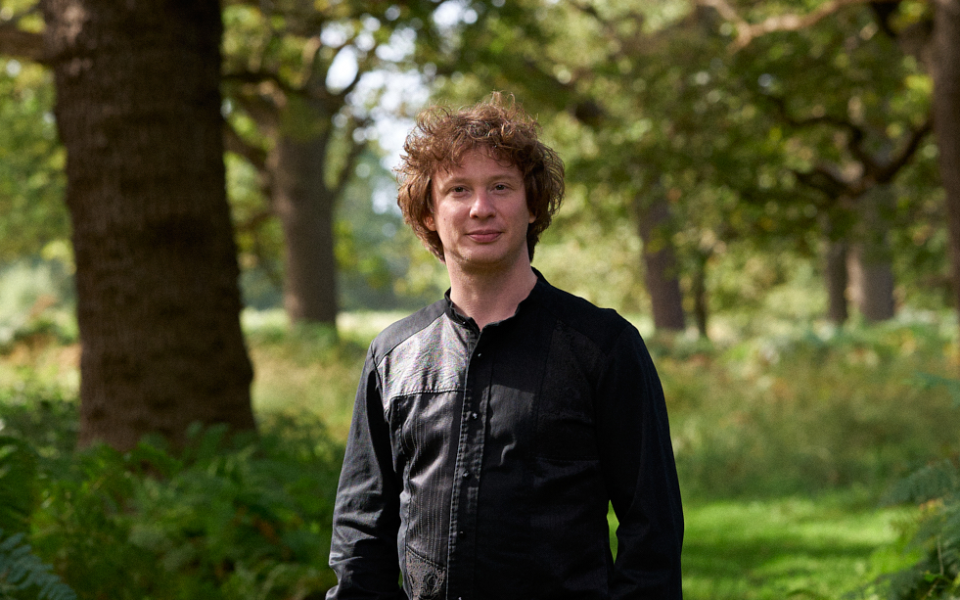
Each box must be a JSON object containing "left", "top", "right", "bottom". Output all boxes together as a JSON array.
[{"left": 469, "top": 190, "right": 495, "bottom": 219}]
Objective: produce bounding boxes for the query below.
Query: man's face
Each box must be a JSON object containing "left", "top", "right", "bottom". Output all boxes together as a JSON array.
[{"left": 426, "top": 149, "right": 534, "bottom": 274}]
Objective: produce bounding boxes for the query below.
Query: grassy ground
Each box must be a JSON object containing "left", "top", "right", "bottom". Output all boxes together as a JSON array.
[
  {"left": 1, "top": 308, "right": 956, "bottom": 599},
  {"left": 679, "top": 496, "right": 914, "bottom": 600}
]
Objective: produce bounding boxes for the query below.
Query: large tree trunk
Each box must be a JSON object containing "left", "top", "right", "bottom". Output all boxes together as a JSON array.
[
  {"left": 824, "top": 239, "right": 849, "bottom": 325},
  {"left": 42, "top": 0, "right": 255, "bottom": 450},
  {"left": 847, "top": 187, "right": 896, "bottom": 322},
  {"left": 636, "top": 194, "right": 686, "bottom": 331},
  {"left": 691, "top": 251, "right": 709, "bottom": 339},
  {"left": 932, "top": 0, "right": 960, "bottom": 351},
  {"left": 270, "top": 126, "right": 338, "bottom": 325}
]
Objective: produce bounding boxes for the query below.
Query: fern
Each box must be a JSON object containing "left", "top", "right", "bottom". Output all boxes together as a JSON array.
[
  {"left": 0, "top": 529, "right": 76, "bottom": 600},
  {"left": 875, "top": 407, "right": 960, "bottom": 599},
  {"left": 0, "top": 437, "right": 38, "bottom": 537},
  {"left": 882, "top": 459, "right": 960, "bottom": 507}
]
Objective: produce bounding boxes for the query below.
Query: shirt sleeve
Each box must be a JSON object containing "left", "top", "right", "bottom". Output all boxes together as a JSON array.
[
  {"left": 326, "top": 349, "right": 408, "bottom": 600},
  {"left": 595, "top": 326, "right": 684, "bottom": 600}
]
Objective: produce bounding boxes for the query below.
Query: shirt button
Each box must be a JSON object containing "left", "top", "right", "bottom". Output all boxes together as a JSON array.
[
  {"left": 462, "top": 471, "right": 470, "bottom": 479},
  {"left": 471, "top": 412, "right": 478, "bottom": 420}
]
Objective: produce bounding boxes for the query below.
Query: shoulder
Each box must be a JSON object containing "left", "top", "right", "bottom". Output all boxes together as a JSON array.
[
  {"left": 367, "top": 299, "right": 447, "bottom": 362},
  {"left": 535, "top": 278, "right": 640, "bottom": 357}
]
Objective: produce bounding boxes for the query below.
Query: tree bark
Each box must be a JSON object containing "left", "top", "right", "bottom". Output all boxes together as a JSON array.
[
  {"left": 636, "top": 194, "right": 686, "bottom": 331},
  {"left": 41, "top": 0, "right": 255, "bottom": 450},
  {"left": 932, "top": 0, "right": 960, "bottom": 351},
  {"left": 270, "top": 119, "right": 338, "bottom": 325},
  {"left": 847, "top": 187, "right": 896, "bottom": 322},
  {"left": 691, "top": 251, "right": 709, "bottom": 339},
  {"left": 824, "top": 239, "right": 849, "bottom": 326}
]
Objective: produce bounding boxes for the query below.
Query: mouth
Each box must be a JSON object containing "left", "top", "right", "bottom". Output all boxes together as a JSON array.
[{"left": 466, "top": 230, "right": 502, "bottom": 243}]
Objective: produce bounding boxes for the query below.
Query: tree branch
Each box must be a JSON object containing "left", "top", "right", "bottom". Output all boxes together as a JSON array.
[
  {"left": 800, "top": 163, "right": 852, "bottom": 194},
  {"left": 699, "top": 0, "right": 899, "bottom": 50},
  {"left": 223, "top": 69, "right": 299, "bottom": 99},
  {"left": 761, "top": 92, "right": 892, "bottom": 175},
  {"left": 874, "top": 116, "right": 933, "bottom": 183},
  {"left": 332, "top": 117, "right": 371, "bottom": 200},
  {"left": 0, "top": 23, "right": 46, "bottom": 63},
  {"left": 223, "top": 117, "right": 274, "bottom": 210},
  {"left": 223, "top": 118, "right": 268, "bottom": 173}
]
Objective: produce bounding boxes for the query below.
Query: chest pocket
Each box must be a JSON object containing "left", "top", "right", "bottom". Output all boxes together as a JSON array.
[
  {"left": 387, "top": 391, "right": 460, "bottom": 463},
  {"left": 535, "top": 323, "right": 603, "bottom": 461}
]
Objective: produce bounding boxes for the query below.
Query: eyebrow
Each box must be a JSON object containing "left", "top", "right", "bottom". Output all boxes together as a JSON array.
[{"left": 438, "top": 171, "right": 523, "bottom": 186}]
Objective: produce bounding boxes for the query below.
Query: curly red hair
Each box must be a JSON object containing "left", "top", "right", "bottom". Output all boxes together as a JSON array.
[{"left": 396, "top": 93, "right": 565, "bottom": 261}]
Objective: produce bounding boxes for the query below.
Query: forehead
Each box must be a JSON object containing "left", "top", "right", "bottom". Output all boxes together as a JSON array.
[{"left": 433, "top": 148, "right": 522, "bottom": 182}]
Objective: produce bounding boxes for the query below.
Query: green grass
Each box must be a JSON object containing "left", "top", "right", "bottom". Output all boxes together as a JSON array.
[
  {"left": 606, "top": 490, "right": 918, "bottom": 600},
  {"left": 679, "top": 496, "right": 914, "bottom": 600}
]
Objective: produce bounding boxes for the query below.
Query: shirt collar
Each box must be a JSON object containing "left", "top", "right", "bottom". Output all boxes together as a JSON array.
[{"left": 442, "top": 268, "right": 549, "bottom": 329}]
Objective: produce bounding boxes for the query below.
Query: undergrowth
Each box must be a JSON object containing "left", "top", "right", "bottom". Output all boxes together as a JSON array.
[
  {"left": 860, "top": 375, "right": 960, "bottom": 600},
  {"left": 650, "top": 320, "right": 958, "bottom": 500},
  {"left": 0, "top": 379, "right": 343, "bottom": 600}
]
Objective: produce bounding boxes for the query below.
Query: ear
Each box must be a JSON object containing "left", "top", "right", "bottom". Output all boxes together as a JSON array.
[{"left": 424, "top": 212, "right": 437, "bottom": 232}]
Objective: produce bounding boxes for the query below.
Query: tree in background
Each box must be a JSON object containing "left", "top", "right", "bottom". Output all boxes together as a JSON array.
[
  {"left": 220, "top": 0, "right": 442, "bottom": 326},
  {"left": 419, "top": 0, "right": 691, "bottom": 331},
  {"left": 428, "top": 0, "right": 944, "bottom": 335},
  {"left": 0, "top": 0, "right": 257, "bottom": 449},
  {"left": 423, "top": 1, "right": 798, "bottom": 336},
  {"left": 724, "top": 6, "right": 935, "bottom": 324},
  {"left": 704, "top": 0, "right": 960, "bottom": 335}
]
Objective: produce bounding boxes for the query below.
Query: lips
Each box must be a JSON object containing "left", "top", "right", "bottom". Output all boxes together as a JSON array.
[{"left": 467, "top": 230, "right": 502, "bottom": 243}]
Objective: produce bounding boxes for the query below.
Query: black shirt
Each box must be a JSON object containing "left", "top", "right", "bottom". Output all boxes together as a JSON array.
[{"left": 327, "top": 273, "right": 683, "bottom": 600}]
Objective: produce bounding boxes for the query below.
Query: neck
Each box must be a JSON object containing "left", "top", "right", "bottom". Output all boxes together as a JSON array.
[{"left": 446, "top": 260, "right": 538, "bottom": 330}]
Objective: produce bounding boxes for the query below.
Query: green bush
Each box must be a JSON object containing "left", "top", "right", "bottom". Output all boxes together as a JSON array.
[
  {"left": 0, "top": 377, "right": 78, "bottom": 462},
  {"left": 868, "top": 377, "right": 960, "bottom": 600},
  {"left": 0, "top": 437, "right": 37, "bottom": 538},
  {"left": 659, "top": 319, "right": 958, "bottom": 500},
  {"left": 26, "top": 417, "right": 343, "bottom": 600},
  {"left": 0, "top": 380, "right": 344, "bottom": 600}
]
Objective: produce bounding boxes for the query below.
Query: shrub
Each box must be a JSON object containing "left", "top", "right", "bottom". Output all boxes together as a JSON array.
[
  {"left": 868, "top": 376, "right": 960, "bottom": 599},
  {"left": 24, "top": 415, "right": 342, "bottom": 600},
  {"left": 660, "top": 319, "right": 958, "bottom": 499}
]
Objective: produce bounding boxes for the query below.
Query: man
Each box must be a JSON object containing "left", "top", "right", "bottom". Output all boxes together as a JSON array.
[{"left": 327, "top": 94, "right": 683, "bottom": 600}]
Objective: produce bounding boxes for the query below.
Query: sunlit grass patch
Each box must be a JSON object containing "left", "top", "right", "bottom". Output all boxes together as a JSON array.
[{"left": 615, "top": 494, "right": 916, "bottom": 600}]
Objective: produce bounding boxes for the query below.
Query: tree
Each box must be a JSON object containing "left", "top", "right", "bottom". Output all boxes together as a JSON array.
[
  {"left": 705, "top": 0, "right": 960, "bottom": 337},
  {"left": 1, "top": 0, "right": 257, "bottom": 450},
  {"left": 428, "top": 0, "right": 942, "bottom": 336},
  {"left": 420, "top": 0, "right": 695, "bottom": 332},
  {"left": 220, "top": 1, "right": 441, "bottom": 326},
  {"left": 932, "top": 0, "right": 960, "bottom": 346}
]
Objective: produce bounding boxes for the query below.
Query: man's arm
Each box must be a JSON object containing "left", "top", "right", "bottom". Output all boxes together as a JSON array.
[
  {"left": 595, "top": 326, "right": 684, "bottom": 599},
  {"left": 326, "top": 351, "right": 407, "bottom": 600}
]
